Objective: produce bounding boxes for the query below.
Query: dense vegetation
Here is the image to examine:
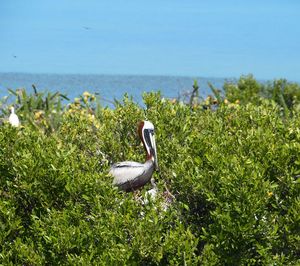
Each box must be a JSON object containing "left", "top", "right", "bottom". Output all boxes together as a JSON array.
[{"left": 0, "top": 75, "right": 299, "bottom": 265}]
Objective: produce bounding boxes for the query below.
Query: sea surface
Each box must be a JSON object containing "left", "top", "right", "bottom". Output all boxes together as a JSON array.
[{"left": 0, "top": 73, "right": 232, "bottom": 106}]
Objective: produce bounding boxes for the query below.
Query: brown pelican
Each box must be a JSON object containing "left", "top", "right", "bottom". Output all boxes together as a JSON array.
[
  {"left": 109, "top": 120, "right": 158, "bottom": 192},
  {"left": 9, "top": 107, "right": 20, "bottom": 127}
]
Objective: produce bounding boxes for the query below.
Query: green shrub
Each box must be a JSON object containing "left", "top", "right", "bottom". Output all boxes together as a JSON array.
[
  {"left": 0, "top": 81, "right": 299, "bottom": 265},
  {"left": 223, "top": 75, "right": 300, "bottom": 112},
  {"left": 224, "top": 74, "right": 262, "bottom": 105}
]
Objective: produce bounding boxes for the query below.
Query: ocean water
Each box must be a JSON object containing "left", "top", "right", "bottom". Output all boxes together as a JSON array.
[{"left": 0, "top": 73, "right": 231, "bottom": 106}]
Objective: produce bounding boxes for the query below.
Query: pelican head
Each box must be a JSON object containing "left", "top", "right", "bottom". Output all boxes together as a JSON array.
[{"left": 138, "top": 120, "right": 159, "bottom": 171}]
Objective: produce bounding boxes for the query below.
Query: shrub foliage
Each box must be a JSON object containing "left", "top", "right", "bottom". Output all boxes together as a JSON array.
[{"left": 0, "top": 77, "right": 299, "bottom": 265}]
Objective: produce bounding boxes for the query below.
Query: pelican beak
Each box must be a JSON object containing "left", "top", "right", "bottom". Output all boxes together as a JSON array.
[{"left": 150, "top": 132, "right": 159, "bottom": 171}]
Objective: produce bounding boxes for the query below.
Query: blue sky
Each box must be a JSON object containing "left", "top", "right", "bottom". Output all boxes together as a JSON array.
[{"left": 1, "top": 0, "right": 300, "bottom": 81}]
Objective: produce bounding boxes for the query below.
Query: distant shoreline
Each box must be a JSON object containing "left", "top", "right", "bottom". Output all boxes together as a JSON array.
[
  {"left": 0, "top": 71, "right": 239, "bottom": 80},
  {"left": 0, "top": 72, "right": 231, "bottom": 104},
  {"left": 1, "top": 73, "right": 299, "bottom": 107}
]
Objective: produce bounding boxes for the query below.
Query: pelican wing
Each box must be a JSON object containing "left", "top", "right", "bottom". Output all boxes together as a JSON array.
[
  {"left": 109, "top": 160, "right": 154, "bottom": 191},
  {"left": 110, "top": 161, "right": 145, "bottom": 184}
]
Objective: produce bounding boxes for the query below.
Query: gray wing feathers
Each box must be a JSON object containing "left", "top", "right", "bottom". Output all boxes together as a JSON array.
[
  {"left": 110, "top": 162, "right": 145, "bottom": 185},
  {"left": 109, "top": 160, "right": 154, "bottom": 191}
]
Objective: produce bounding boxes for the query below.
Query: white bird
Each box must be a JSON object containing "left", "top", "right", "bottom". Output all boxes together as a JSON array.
[
  {"left": 109, "top": 120, "right": 159, "bottom": 192},
  {"left": 9, "top": 107, "right": 20, "bottom": 127},
  {"left": 144, "top": 178, "right": 158, "bottom": 204}
]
